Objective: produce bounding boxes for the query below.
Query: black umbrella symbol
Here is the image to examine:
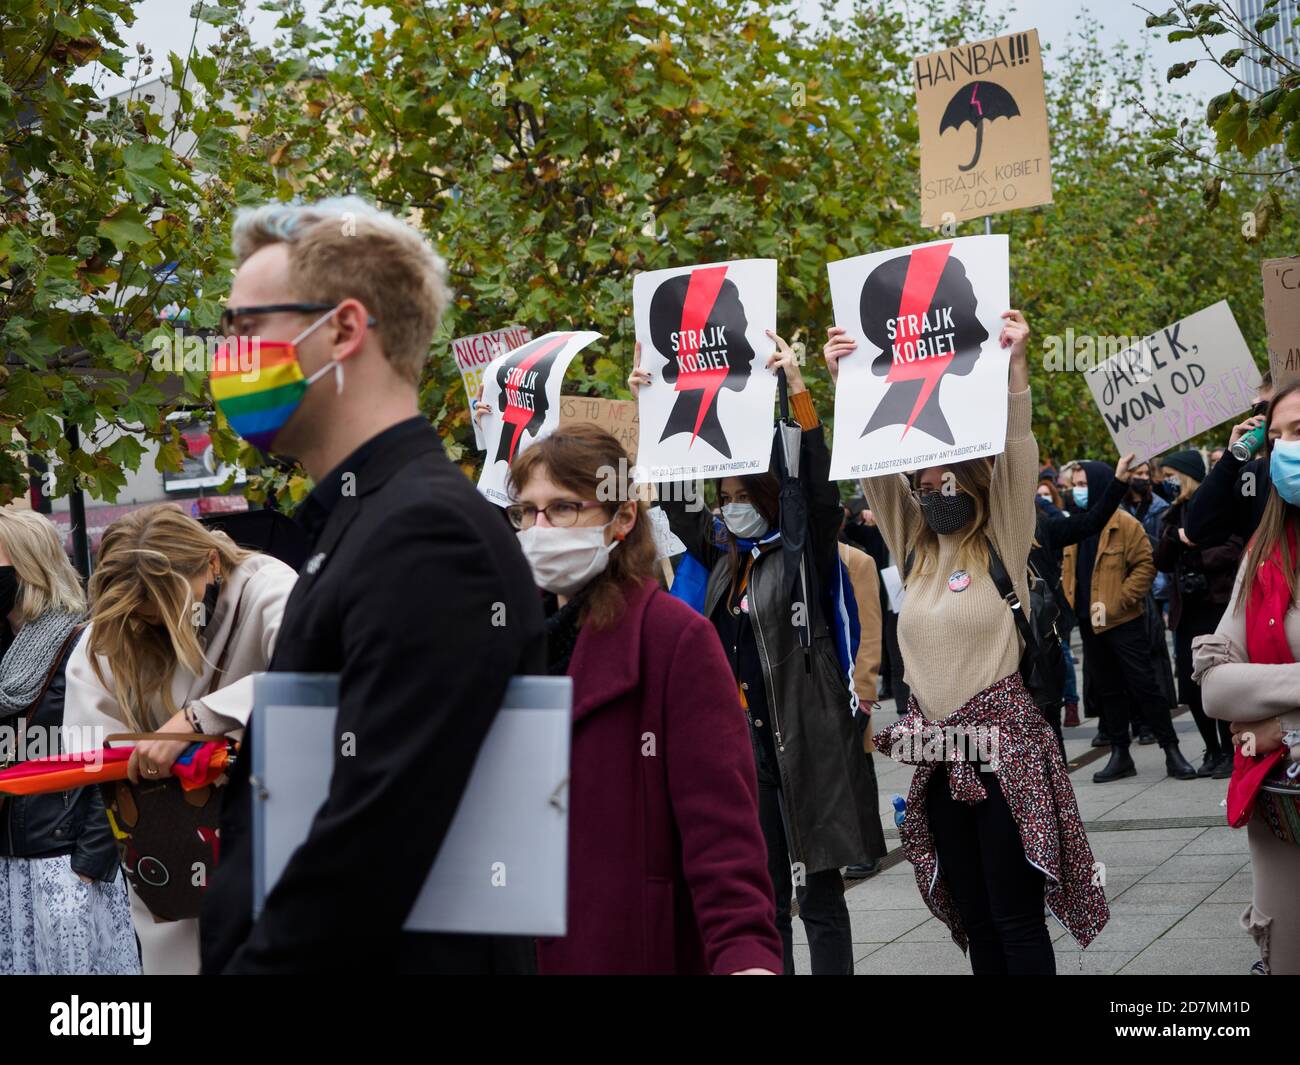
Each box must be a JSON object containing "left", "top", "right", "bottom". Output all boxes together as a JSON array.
[{"left": 940, "top": 80, "right": 1020, "bottom": 172}]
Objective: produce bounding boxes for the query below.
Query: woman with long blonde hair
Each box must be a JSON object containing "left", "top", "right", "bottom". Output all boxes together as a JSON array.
[
  {"left": 0, "top": 508, "right": 138, "bottom": 973},
  {"left": 63, "top": 503, "right": 296, "bottom": 974},
  {"left": 824, "top": 311, "right": 1108, "bottom": 975}
]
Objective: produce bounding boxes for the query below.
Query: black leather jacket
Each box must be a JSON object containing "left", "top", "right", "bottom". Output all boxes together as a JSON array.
[{"left": 0, "top": 628, "right": 119, "bottom": 882}]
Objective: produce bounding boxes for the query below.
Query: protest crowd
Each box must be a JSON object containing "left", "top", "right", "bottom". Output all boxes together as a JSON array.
[
  {"left": 3, "top": 11, "right": 1299, "bottom": 995},
  {"left": 0, "top": 192, "right": 1296, "bottom": 981}
]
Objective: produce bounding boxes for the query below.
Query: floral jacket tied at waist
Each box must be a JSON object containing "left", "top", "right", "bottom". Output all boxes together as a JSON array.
[{"left": 873, "top": 673, "right": 1110, "bottom": 950}]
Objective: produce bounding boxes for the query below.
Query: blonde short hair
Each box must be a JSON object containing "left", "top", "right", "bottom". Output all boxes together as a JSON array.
[
  {"left": 231, "top": 197, "right": 450, "bottom": 384},
  {"left": 0, "top": 509, "right": 85, "bottom": 623}
]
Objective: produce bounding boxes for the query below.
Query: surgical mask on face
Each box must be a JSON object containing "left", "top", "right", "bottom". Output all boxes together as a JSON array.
[
  {"left": 1072, "top": 486, "right": 1089, "bottom": 509},
  {"left": 1270, "top": 439, "right": 1300, "bottom": 507},
  {"left": 210, "top": 309, "right": 344, "bottom": 454},
  {"left": 517, "top": 522, "right": 619, "bottom": 596},
  {"left": 919, "top": 490, "right": 976, "bottom": 535},
  {"left": 721, "top": 503, "right": 769, "bottom": 540}
]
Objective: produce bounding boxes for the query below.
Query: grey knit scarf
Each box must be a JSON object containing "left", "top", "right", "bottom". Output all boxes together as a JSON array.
[{"left": 0, "top": 609, "right": 82, "bottom": 716}]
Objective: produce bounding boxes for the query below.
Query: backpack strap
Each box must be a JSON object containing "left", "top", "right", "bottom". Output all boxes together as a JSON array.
[{"left": 984, "top": 537, "right": 1041, "bottom": 658}]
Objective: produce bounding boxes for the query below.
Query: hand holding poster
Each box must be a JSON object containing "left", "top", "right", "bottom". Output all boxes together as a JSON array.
[
  {"left": 1082, "top": 301, "right": 1260, "bottom": 462},
  {"left": 1263, "top": 257, "right": 1300, "bottom": 388},
  {"left": 451, "top": 326, "right": 533, "bottom": 450},
  {"left": 827, "top": 234, "right": 1012, "bottom": 478},
  {"left": 477, "top": 331, "right": 602, "bottom": 506},
  {"left": 632, "top": 259, "right": 778, "bottom": 484},
  {"left": 915, "top": 30, "right": 1053, "bottom": 227}
]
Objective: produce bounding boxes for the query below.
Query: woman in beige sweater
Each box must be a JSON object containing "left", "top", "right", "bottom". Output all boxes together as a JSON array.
[
  {"left": 63, "top": 504, "right": 296, "bottom": 974},
  {"left": 823, "top": 311, "right": 1107, "bottom": 974}
]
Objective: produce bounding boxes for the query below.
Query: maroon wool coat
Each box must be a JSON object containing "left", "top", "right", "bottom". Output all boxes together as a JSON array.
[{"left": 535, "top": 577, "right": 783, "bottom": 975}]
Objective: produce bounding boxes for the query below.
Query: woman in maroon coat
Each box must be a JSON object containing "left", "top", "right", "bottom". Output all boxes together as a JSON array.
[{"left": 507, "top": 424, "right": 781, "bottom": 975}]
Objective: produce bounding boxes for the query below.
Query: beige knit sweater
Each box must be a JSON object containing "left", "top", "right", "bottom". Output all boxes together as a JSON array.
[{"left": 860, "top": 388, "right": 1038, "bottom": 721}]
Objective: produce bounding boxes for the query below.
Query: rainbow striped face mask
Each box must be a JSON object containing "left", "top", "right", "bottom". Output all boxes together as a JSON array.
[{"left": 210, "top": 309, "right": 343, "bottom": 453}]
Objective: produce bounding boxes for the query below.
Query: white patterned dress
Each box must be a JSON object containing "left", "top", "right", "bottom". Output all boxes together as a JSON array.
[{"left": 0, "top": 854, "right": 140, "bottom": 974}]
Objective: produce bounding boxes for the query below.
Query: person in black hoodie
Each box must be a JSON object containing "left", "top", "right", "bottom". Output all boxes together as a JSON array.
[
  {"left": 1184, "top": 377, "right": 1273, "bottom": 547},
  {"left": 1153, "top": 450, "right": 1245, "bottom": 779}
]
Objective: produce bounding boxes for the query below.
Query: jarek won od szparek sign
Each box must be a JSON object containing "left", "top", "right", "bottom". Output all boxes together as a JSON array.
[
  {"left": 914, "top": 29, "right": 1053, "bottom": 227},
  {"left": 1082, "top": 300, "right": 1260, "bottom": 463},
  {"left": 827, "top": 234, "right": 1011, "bottom": 478},
  {"left": 632, "top": 259, "right": 778, "bottom": 485},
  {"left": 476, "top": 331, "right": 603, "bottom": 506}
]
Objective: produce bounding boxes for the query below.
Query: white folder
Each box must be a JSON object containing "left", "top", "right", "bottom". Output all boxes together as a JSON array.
[{"left": 250, "top": 673, "right": 571, "bottom": 936}]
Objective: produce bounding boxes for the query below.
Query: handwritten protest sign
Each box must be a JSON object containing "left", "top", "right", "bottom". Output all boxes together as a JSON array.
[
  {"left": 827, "top": 234, "right": 1011, "bottom": 478},
  {"left": 559, "top": 396, "right": 640, "bottom": 461},
  {"left": 1263, "top": 257, "right": 1300, "bottom": 388},
  {"left": 915, "top": 29, "right": 1053, "bottom": 227},
  {"left": 477, "top": 331, "right": 602, "bottom": 506},
  {"left": 451, "top": 326, "right": 533, "bottom": 450},
  {"left": 633, "top": 259, "right": 778, "bottom": 485},
  {"left": 1082, "top": 301, "right": 1260, "bottom": 463}
]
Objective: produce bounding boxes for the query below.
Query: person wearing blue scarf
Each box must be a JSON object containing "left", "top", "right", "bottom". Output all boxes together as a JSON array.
[{"left": 633, "top": 337, "right": 883, "bottom": 976}]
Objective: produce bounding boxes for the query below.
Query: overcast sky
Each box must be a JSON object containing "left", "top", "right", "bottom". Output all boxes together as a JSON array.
[{"left": 84, "top": 0, "right": 1229, "bottom": 114}]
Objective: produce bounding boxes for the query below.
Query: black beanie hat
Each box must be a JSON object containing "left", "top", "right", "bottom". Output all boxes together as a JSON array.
[{"left": 1162, "top": 449, "right": 1206, "bottom": 482}]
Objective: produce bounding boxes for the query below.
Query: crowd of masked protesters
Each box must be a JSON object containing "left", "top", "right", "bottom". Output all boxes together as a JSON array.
[{"left": 0, "top": 199, "right": 1295, "bottom": 978}]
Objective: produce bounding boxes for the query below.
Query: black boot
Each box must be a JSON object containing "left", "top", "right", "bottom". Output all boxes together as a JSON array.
[
  {"left": 1196, "top": 749, "right": 1218, "bottom": 777},
  {"left": 1164, "top": 743, "right": 1197, "bottom": 780},
  {"left": 1093, "top": 745, "right": 1136, "bottom": 783},
  {"left": 1091, "top": 731, "right": 1111, "bottom": 748},
  {"left": 1211, "top": 750, "right": 1235, "bottom": 779}
]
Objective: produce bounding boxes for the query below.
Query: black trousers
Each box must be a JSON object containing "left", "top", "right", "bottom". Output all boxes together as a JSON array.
[
  {"left": 1174, "top": 599, "right": 1233, "bottom": 758},
  {"left": 884, "top": 611, "right": 909, "bottom": 709},
  {"left": 753, "top": 730, "right": 853, "bottom": 975},
  {"left": 926, "top": 765, "right": 1055, "bottom": 975},
  {"left": 1079, "top": 614, "right": 1178, "bottom": 748}
]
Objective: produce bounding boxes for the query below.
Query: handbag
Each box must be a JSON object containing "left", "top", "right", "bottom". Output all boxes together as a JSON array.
[
  {"left": 1258, "top": 762, "right": 1300, "bottom": 845},
  {"left": 99, "top": 731, "right": 235, "bottom": 921},
  {"left": 100, "top": 583, "right": 246, "bottom": 921}
]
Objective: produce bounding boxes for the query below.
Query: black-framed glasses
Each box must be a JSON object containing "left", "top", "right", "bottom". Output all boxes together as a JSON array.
[
  {"left": 219, "top": 303, "right": 377, "bottom": 336},
  {"left": 507, "top": 500, "right": 605, "bottom": 530}
]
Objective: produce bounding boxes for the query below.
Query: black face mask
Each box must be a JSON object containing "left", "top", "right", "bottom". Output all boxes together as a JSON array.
[
  {"left": 0, "top": 566, "right": 18, "bottom": 619},
  {"left": 919, "top": 490, "right": 976, "bottom": 535},
  {"left": 1130, "top": 477, "right": 1150, "bottom": 495},
  {"left": 196, "top": 575, "right": 222, "bottom": 635}
]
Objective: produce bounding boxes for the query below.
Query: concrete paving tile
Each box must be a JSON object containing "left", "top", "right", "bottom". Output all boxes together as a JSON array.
[
  {"left": 1141, "top": 853, "right": 1250, "bottom": 883},
  {"left": 1077, "top": 912, "right": 1181, "bottom": 952},
  {"left": 1120, "top": 936, "right": 1259, "bottom": 975},
  {"left": 1107, "top": 879, "right": 1217, "bottom": 913},
  {"left": 848, "top": 908, "right": 932, "bottom": 943},
  {"left": 1054, "top": 950, "right": 1138, "bottom": 975},
  {"left": 1163, "top": 903, "right": 1251, "bottom": 939},
  {"left": 1203, "top": 871, "right": 1253, "bottom": 905},
  {"left": 893, "top": 916, "right": 958, "bottom": 943},
  {"left": 854, "top": 941, "right": 972, "bottom": 975},
  {"left": 1176, "top": 827, "right": 1250, "bottom": 855}
]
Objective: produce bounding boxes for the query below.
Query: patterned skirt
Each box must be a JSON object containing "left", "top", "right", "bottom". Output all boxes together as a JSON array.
[{"left": 0, "top": 855, "right": 140, "bottom": 974}]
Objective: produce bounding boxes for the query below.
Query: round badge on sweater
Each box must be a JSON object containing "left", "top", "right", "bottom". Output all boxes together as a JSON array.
[{"left": 947, "top": 569, "right": 971, "bottom": 593}]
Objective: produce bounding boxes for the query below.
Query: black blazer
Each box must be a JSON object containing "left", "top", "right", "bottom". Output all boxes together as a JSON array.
[
  {"left": 200, "top": 420, "right": 546, "bottom": 973},
  {"left": 0, "top": 627, "right": 119, "bottom": 882}
]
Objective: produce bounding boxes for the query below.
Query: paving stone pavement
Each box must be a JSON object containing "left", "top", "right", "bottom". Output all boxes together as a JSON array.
[{"left": 791, "top": 677, "right": 1257, "bottom": 976}]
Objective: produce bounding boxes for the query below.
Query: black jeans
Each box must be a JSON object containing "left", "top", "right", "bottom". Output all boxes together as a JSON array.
[
  {"left": 1079, "top": 614, "right": 1179, "bottom": 748},
  {"left": 884, "top": 610, "right": 909, "bottom": 709},
  {"left": 926, "top": 764, "right": 1055, "bottom": 975},
  {"left": 1174, "top": 599, "right": 1233, "bottom": 758},
  {"left": 753, "top": 730, "right": 853, "bottom": 975}
]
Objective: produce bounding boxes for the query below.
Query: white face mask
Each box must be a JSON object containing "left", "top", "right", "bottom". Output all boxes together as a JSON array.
[
  {"left": 516, "top": 522, "right": 619, "bottom": 596},
  {"left": 721, "top": 502, "right": 769, "bottom": 540}
]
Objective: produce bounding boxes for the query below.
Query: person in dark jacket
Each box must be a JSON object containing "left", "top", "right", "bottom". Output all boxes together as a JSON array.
[
  {"left": 1030, "top": 451, "right": 1135, "bottom": 735},
  {"left": 636, "top": 337, "right": 881, "bottom": 976},
  {"left": 0, "top": 508, "right": 137, "bottom": 974},
  {"left": 1152, "top": 450, "right": 1245, "bottom": 778},
  {"left": 1184, "top": 376, "right": 1273, "bottom": 547},
  {"left": 200, "top": 198, "right": 545, "bottom": 974},
  {"left": 507, "top": 425, "right": 781, "bottom": 975}
]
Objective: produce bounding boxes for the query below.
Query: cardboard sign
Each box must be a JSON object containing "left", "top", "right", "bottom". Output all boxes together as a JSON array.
[
  {"left": 1083, "top": 301, "right": 1260, "bottom": 463},
  {"left": 1263, "top": 257, "right": 1300, "bottom": 388},
  {"left": 915, "top": 29, "right": 1053, "bottom": 227},
  {"left": 827, "top": 234, "right": 1011, "bottom": 478},
  {"left": 632, "top": 259, "right": 778, "bottom": 484},
  {"left": 559, "top": 396, "right": 640, "bottom": 462},
  {"left": 451, "top": 326, "right": 533, "bottom": 450},
  {"left": 477, "top": 331, "right": 602, "bottom": 506}
]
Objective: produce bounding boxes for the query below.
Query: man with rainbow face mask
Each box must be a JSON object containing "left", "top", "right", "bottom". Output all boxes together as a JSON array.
[{"left": 200, "top": 198, "right": 546, "bottom": 975}]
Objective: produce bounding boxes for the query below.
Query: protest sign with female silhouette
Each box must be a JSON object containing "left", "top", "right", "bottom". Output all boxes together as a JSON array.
[
  {"left": 633, "top": 258, "right": 777, "bottom": 484},
  {"left": 477, "top": 330, "right": 602, "bottom": 505},
  {"left": 828, "top": 235, "right": 1010, "bottom": 478}
]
